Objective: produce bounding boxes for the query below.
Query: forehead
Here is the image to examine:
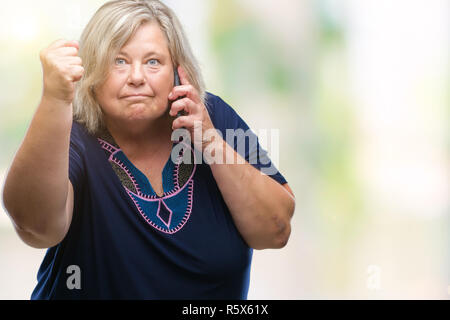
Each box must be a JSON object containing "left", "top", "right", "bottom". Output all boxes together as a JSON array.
[{"left": 120, "top": 21, "right": 170, "bottom": 56}]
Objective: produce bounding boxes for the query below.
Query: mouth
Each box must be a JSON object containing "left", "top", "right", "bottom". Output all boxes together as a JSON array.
[{"left": 122, "top": 95, "right": 151, "bottom": 101}]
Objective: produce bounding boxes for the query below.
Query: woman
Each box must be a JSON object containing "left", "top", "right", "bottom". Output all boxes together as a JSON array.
[{"left": 2, "top": 0, "right": 295, "bottom": 299}]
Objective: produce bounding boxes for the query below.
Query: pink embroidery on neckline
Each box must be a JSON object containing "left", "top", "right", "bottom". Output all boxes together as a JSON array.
[{"left": 98, "top": 138, "right": 196, "bottom": 234}]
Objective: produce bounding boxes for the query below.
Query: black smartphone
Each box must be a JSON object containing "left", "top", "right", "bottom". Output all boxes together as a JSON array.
[{"left": 173, "top": 68, "right": 186, "bottom": 118}]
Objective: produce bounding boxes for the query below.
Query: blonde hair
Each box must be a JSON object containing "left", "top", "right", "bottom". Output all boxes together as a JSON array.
[{"left": 73, "top": 0, "right": 206, "bottom": 135}]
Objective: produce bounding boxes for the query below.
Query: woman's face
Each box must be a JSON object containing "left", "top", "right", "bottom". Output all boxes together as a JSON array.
[{"left": 95, "top": 21, "right": 174, "bottom": 127}]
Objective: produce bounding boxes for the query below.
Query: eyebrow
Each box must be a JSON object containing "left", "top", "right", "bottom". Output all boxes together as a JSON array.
[{"left": 117, "top": 51, "right": 161, "bottom": 58}]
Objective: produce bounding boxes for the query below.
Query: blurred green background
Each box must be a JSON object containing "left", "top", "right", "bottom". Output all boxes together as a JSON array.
[{"left": 0, "top": 0, "right": 448, "bottom": 299}]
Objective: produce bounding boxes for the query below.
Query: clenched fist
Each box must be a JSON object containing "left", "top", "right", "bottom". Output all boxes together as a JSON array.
[{"left": 39, "top": 39, "right": 84, "bottom": 104}]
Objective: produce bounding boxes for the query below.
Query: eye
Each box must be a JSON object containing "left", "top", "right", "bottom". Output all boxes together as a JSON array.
[
  {"left": 115, "top": 58, "right": 127, "bottom": 65},
  {"left": 146, "top": 59, "right": 159, "bottom": 66}
]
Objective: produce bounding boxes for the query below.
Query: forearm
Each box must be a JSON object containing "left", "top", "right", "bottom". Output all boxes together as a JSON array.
[
  {"left": 206, "top": 137, "right": 295, "bottom": 250},
  {"left": 2, "top": 95, "right": 73, "bottom": 234}
]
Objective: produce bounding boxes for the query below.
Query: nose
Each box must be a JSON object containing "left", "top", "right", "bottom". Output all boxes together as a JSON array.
[{"left": 128, "top": 63, "right": 146, "bottom": 86}]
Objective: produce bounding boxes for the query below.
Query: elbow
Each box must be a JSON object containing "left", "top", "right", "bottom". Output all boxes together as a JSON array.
[
  {"left": 255, "top": 197, "right": 295, "bottom": 250},
  {"left": 1, "top": 183, "right": 19, "bottom": 228},
  {"left": 2, "top": 189, "right": 66, "bottom": 249},
  {"left": 273, "top": 217, "right": 292, "bottom": 249},
  {"left": 251, "top": 214, "right": 292, "bottom": 250},
  {"left": 2, "top": 176, "right": 25, "bottom": 229},
  {"left": 10, "top": 216, "right": 67, "bottom": 249},
  {"left": 2, "top": 195, "right": 30, "bottom": 235},
  {"left": 251, "top": 223, "right": 291, "bottom": 250},
  {"left": 274, "top": 196, "right": 295, "bottom": 249}
]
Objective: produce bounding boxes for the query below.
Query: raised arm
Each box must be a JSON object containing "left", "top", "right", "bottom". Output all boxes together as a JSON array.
[
  {"left": 169, "top": 66, "right": 295, "bottom": 250},
  {"left": 2, "top": 40, "right": 84, "bottom": 248}
]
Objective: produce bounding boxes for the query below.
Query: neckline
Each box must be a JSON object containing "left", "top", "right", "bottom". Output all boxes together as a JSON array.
[
  {"left": 121, "top": 141, "right": 177, "bottom": 198},
  {"left": 96, "top": 128, "right": 177, "bottom": 198}
]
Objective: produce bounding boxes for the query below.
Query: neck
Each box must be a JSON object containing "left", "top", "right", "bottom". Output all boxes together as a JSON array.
[{"left": 104, "top": 111, "right": 174, "bottom": 156}]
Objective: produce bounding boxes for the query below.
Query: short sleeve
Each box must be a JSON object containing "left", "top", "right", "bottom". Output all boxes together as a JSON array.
[
  {"left": 205, "top": 93, "right": 288, "bottom": 186},
  {"left": 68, "top": 122, "right": 86, "bottom": 192}
]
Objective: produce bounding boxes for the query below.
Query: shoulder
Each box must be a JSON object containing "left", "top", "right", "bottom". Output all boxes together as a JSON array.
[
  {"left": 204, "top": 92, "right": 245, "bottom": 131},
  {"left": 70, "top": 121, "right": 91, "bottom": 153},
  {"left": 205, "top": 92, "right": 236, "bottom": 114},
  {"left": 71, "top": 120, "right": 89, "bottom": 137}
]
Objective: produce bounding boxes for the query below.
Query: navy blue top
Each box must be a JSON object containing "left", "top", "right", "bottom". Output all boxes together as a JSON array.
[{"left": 31, "top": 92, "right": 287, "bottom": 300}]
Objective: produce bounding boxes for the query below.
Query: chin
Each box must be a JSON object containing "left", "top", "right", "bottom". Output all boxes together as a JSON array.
[{"left": 125, "top": 103, "right": 167, "bottom": 121}]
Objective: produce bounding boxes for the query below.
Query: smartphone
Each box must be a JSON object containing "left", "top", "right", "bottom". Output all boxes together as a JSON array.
[{"left": 173, "top": 68, "right": 186, "bottom": 119}]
